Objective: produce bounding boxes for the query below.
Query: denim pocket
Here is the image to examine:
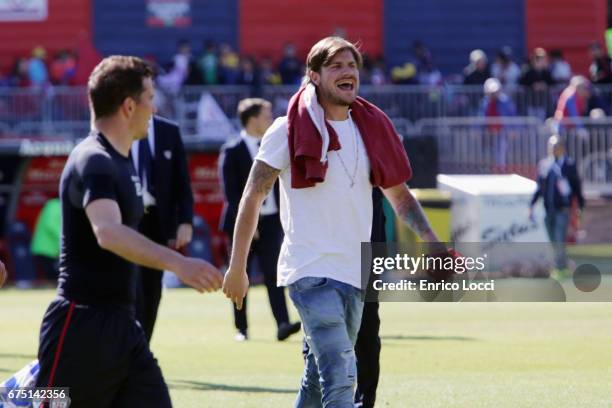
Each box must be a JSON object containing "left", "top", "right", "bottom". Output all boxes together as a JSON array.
[{"left": 292, "top": 277, "right": 329, "bottom": 292}]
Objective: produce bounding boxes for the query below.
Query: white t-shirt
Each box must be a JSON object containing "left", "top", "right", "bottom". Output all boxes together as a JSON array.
[{"left": 255, "top": 116, "right": 373, "bottom": 289}]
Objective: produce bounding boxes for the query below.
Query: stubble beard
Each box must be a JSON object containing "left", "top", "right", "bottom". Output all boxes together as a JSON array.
[
  {"left": 319, "top": 83, "right": 355, "bottom": 107},
  {"left": 133, "top": 125, "right": 149, "bottom": 141}
]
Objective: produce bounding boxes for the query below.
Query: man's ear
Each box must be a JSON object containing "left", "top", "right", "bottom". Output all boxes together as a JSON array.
[
  {"left": 309, "top": 71, "right": 320, "bottom": 86},
  {"left": 121, "top": 97, "right": 136, "bottom": 118}
]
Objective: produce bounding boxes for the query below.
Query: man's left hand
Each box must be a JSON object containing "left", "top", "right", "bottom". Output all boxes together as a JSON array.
[
  {"left": 223, "top": 265, "right": 249, "bottom": 310},
  {"left": 175, "top": 223, "right": 193, "bottom": 250}
]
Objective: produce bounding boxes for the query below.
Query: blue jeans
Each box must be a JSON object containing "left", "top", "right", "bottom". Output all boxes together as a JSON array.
[
  {"left": 288, "top": 277, "right": 364, "bottom": 408},
  {"left": 545, "top": 208, "right": 570, "bottom": 269},
  {"left": 495, "top": 132, "right": 508, "bottom": 168}
]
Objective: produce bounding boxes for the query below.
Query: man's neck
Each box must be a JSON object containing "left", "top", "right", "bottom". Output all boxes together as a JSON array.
[
  {"left": 317, "top": 95, "right": 350, "bottom": 121},
  {"left": 322, "top": 103, "right": 350, "bottom": 121},
  {"left": 244, "top": 126, "right": 263, "bottom": 138},
  {"left": 554, "top": 154, "right": 565, "bottom": 162},
  {"left": 93, "top": 118, "right": 132, "bottom": 157}
]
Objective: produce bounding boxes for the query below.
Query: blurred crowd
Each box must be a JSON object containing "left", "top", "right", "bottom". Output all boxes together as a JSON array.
[
  {"left": 473, "top": 43, "right": 610, "bottom": 126},
  {"left": 152, "top": 39, "right": 392, "bottom": 93},
  {"left": 2, "top": 39, "right": 612, "bottom": 128},
  {"left": 0, "top": 46, "right": 79, "bottom": 88},
  {"left": 3, "top": 39, "right": 612, "bottom": 94},
  {"left": 150, "top": 39, "right": 612, "bottom": 90},
  {"left": 149, "top": 39, "right": 612, "bottom": 123}
]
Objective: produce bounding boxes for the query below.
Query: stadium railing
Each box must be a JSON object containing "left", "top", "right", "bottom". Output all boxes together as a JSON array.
[
  {"left": 0, "top": 86, "right": 89, "bottom": 126},
  {"left": 415, "top": 116, "right": 612, "bottom": 191},
  {"left": 3, "top": 84, "right": 612, "bottom": 134},
  {"left": 0, "top": 121, "right": 10, "bottom": 134},
  {"left": 552, "top": 117, "right": 612, "bottom": 188},
  {"left": 415, "top": 116, "right": 545, "bottom": 179},
  {"left": 173, "top": 84, "right": 569, "bottom": 122},
  {"left": 1, "top": 85, "right": 611, "bottom": 190},
  {"left": 12, "top": 121, "right": 92, "bottom": 138}
]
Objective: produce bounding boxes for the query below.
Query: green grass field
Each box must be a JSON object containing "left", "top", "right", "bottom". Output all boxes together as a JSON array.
[{"left": 1, "top": 286, "right": 612, "bottom": 407}]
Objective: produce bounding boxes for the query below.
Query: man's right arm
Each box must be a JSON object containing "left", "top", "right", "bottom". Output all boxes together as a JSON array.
[
  {"left": 529, "top": 174, "right": 543, "bottom": 220},
  {"left": 222, "top": 159, "right": 281, "bottom": 308},
  {"left": 86, "top": 199, "right": 222, "bottom": 293}
]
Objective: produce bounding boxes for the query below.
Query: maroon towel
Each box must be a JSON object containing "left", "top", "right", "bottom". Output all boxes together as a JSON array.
[{"left": 287, "top": 86, "right": 412, "bottom": 189}]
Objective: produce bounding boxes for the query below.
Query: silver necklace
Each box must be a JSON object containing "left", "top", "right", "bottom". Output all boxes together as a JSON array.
[{"left": 334, "top": 113, "right": 359, "bottom": 188}]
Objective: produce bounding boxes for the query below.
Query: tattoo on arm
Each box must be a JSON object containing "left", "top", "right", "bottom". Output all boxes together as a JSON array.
[
  {"left": 246, "top": 160, "right": 281, "bottom": 196},
  {"left": 395, "top": 191, "right": 438, "bottom": 242},
  {"left": 229, "top": 160, "right": 280, "bottom": 268}
]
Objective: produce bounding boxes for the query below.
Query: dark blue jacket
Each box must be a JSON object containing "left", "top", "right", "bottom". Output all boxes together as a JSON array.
[
  {"left": 147, "top": 116, "right": 194, "bottom": 241},
  {"left": 531, "top": 156, "right": 584, "bottom": 211},
  {"left": 218, "top": 137, "right": 279, "bottom": 238}
]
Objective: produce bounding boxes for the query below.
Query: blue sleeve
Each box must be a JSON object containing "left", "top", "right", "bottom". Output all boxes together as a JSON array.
[{"left": 530, "top": 175, "right": 543, "bottom": 207}]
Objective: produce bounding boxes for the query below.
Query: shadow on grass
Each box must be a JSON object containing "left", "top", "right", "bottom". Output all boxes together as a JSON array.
[
  {"left": 168, "top": 379, "right": 297, "bottom": 394},
  {"left": 0, "top": 353, "right": 37, "bottom": 360},
  {"left": 381, "top": 335, "right": 478, "bottom": 341}
]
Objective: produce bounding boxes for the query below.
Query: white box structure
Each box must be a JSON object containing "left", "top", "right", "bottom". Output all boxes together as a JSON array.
[{"left": 437, "top": 174, "right": 553, "bottom": 270}]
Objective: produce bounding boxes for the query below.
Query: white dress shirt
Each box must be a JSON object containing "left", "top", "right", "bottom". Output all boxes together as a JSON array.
[{"left": 132, "top": 120, "right": 157, "bottom": 207}]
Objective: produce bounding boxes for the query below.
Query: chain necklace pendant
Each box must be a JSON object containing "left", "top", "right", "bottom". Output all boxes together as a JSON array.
[{"left": 334, "top": 112, "right": 360, "bottom": 188}]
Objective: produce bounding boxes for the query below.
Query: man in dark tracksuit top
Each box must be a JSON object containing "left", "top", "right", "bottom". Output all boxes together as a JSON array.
[
  {"left": 133, "top": 115, "right": 194, "bottom": 343},
  {"left": 35, "top": 56, "right": 222, "bottom": 408}
]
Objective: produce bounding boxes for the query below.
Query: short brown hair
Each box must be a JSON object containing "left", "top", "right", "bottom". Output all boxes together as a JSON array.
[
  {"left": 237, "top": 98, "right": 271, "bottom": 128},
  {"left": 88, "top": 55, "right": 154, "bottom": 119},
  {"left": 306, "top": 37, "right": 363, "bottom": 76}
]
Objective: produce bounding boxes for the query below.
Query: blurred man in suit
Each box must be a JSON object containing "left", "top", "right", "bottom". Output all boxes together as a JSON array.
[
  {"left": 132, "top": 115, "right": 194, "bottom": 342},
  {"left": 530, "top": 135, "right": 584, "bottom": 273},
  {"left": 219, "top": 98, "right": 300, "bottom": 341}
]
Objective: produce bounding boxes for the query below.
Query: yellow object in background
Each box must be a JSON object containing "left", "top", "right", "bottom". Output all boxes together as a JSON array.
[{"left": 395, "top": 189, "right": 451, "bottom": 243}]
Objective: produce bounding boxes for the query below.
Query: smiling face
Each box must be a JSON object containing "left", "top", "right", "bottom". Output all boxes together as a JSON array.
[{"left": 310, "top": 49, "right": 360, "bottom": 107}]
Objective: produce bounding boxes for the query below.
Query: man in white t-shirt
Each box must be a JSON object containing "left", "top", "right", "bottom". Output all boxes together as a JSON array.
[{"left": 223, "top": 37, "right": 444, "bottom": 408}]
